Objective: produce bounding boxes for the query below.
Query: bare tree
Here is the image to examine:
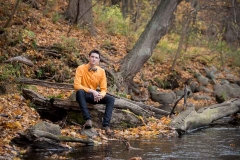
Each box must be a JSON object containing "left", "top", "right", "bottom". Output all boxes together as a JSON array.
[
  {"left": 223, "top": 0, "right": 240, "bottom": 46},
  {"left": 171, "top": 4, "right": 192, "bottom": 71},
  {"left": 116, "top": 0, "right": 182, "bottom": 93},
  {"left": 111, "top": 0, "right": 121, "bottom": 6},
  {"left": 64, "top": 0, "right": 96, "bottom": 36},
  {"left": 122, "top": 0, "right": 128, "bottom": 19},
  {"left": 3, "top": 0, "right": 21, "bottom": 28}
]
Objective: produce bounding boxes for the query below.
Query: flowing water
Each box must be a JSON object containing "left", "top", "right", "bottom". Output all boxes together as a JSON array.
[{"left": 22, "top": 119, "right": 240, "bottom": 160}]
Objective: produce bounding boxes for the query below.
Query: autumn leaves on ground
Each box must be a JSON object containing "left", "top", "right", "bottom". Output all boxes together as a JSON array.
[{"left": 0, "top": 0, "right": 239, "bottom": 159}]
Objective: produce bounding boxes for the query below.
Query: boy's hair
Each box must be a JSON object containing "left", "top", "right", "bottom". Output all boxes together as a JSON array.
[{"left": 89, "top": 49, "right": 100, "bottom": 58}]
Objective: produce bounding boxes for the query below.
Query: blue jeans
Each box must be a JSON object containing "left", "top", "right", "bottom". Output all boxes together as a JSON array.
[{"left": 76, "top": 89, "right": 115, "bottom": 127}]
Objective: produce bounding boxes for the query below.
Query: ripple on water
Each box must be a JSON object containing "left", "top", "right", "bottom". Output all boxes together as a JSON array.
[{"left": 22, "top": 125, "right": 240, "bottom": 160}]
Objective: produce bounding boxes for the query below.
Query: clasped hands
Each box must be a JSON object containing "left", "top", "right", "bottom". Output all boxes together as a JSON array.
[{"left": 91, "top": 90, "right": 103, "bottom": 102}]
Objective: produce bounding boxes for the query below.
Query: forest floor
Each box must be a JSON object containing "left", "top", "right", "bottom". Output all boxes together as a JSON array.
[{"left": 0, "top": 0, "right": 239, "bottom": 159}]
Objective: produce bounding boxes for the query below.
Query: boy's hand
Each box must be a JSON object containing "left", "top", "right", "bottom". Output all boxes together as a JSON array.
[
  {"left": 95, "top": 94, "right": 103, "bottom": 102},
  {"left": 90, "top": 89, "right": 102, "bottom": 102}
]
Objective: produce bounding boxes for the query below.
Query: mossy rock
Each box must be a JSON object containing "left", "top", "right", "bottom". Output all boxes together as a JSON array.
[
  {"left": 148, "top": 85, "right": 158, "bottom": 93},
  {"left": 153, "top": 77, "right": 164, "bottom": 87},
  {"left": 30, "top": 121, "right": 61, "bottom": 136},
  {"left": 67, "top": 111, "right": 84, "bottom": 125}
]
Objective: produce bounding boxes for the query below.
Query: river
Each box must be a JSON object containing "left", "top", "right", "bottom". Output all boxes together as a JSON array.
[{"left": 22, "top": 118, "right": 240, "bottom": 160}]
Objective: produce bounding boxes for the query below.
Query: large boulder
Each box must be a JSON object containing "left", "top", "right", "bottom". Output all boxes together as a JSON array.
[
  {"left": 205, "top": 67, "right": 216, "bottom": 81},
  {"left": 151, "top": 91, "right": 176, "bottom": 104},
  {"left": 196, "top": 73, "right": 209, "bottom": 86},
  {"left": 193, "top": 95, "right": 211, "bottom": 100},
  {"left": 214, "top": 83, "right": 240, "bottom": 103},
  {"left": 148, "top": 85, "right": 176, "bottom": 104},
  {"left": 189, "top": 81, "right": 198, "bottom": 93},
  {"left": 11, "top": 121, "right": 94, "bottom": 150}
]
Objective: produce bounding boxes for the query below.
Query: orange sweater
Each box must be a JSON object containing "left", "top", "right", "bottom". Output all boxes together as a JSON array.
[{"left": 74, "top": 63, "right": 107, "bottom": 97}]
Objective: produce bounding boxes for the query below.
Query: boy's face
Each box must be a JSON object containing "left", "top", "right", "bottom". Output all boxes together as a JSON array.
[{"left": 89, "top": 52, "right": 100, "bottom": 66}]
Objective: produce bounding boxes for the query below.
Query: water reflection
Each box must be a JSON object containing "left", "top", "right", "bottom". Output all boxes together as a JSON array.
[{"left": 22, "top": 125, "right": 240, "bottom": 160}]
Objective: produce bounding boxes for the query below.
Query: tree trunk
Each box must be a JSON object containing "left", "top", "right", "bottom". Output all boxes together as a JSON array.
[
  {"left": 122, "top": 0, "right": 128, "bottom": 19},
  {"left": 3, "top": 0, "right": 21, "bottom": 28},
  {"left": 64, "top": 0, "right": 79, "bottom": 23},
  {"left": 77, "top": 0, "right": 94, "bottom": 25},
  {"left": 131, "top": 0, "right": 140, "bottom": 31},
  {"left": 171, "top": 7, "right": 191, "bottom": 71},
  {"left": 21, "top": 88, "right": 158, "bottom": 128},
  {"left": 118, "top": 0, "right": 182, "bottom": 92},
  {"left": 223, "top": 0, "right": 240, "bottom": 46},
  {"left": 169, "top": 98, "right": 240, "bottom": 132},
  {"left": 64, "top": 0, "right": 95, "bottom": 35},
  {"left": 18, "top": 78, "right": 170, "bottom": 117},
  {"left": 111, "top": 0, "right": 121, "bottom": 6},
  {"left": 22, "top": 88, "right": 152, "bottom": 115}
]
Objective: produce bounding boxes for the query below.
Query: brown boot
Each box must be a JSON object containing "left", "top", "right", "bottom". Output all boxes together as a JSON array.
[{"left": 84, "top": 120, "right": 92, "bottom": 129}]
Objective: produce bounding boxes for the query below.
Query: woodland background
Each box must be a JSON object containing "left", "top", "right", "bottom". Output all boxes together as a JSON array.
[{"left": 0, "top": 0, "right": 240, "bottom": 159}]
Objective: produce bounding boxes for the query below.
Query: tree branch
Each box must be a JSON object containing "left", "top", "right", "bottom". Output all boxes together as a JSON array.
[{"left": 3, "top": 0, "right": 21, "bottom": 28}]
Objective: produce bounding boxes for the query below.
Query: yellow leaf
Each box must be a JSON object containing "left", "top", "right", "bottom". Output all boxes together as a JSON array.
[
  {"left": 19, "top": 149, "right": 27, "bottom": 154},
  {"left": 13, "top": 95, "right": 21, "bottom": 100},
  {"left": 15, "top": 121, "right": 22, "bottom": 129},
  {"left": 13, "top": 109, "right": 22, "bottom": 116},
  {"left": 70, "top": 131, "right": 77, "bottom": 137},
  {"left": 126, "top": 95, "right": 131, "bottom": 99},
  {"left": 230, "top": 143, "right": 236, "bottom": 147},
  {"left": 4, "top": 121, "right": 22, "bottom": 129},
  {"left": 3, "top": 138, "right": 10, "bottom": 143}
]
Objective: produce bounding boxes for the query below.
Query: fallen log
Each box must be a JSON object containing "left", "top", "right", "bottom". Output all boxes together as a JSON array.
[
  {"left": 22, "top": 89, "right": 151, "bottom": 117},
  {"left": 169, "top": 98, "right": 240, "bottom": 132},
  {"left": 4, "top": 56, "right": 34, "bottom": 67},
  {"left": 19, "top": 78, "right": 169, "bottom": 116},
  {"left": 19, "top": 79, "right": 240, "bottom": 136},
  {"left": 18, "top": 78, "right": 73, "bottom": 90},
  {"left": 22, "top": 89, "right": 153, "bottom": 128}
]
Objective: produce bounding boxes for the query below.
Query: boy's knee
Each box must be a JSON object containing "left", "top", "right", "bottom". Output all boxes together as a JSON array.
[
  {"left": 109, "top": 96, "right": 115, "bottom": 103},
  {"left": 76, "top": 89, "right": 85, "bottom": 96},
  {"left": 111, "top": 96, "right": 115, "bottom": 102}
]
